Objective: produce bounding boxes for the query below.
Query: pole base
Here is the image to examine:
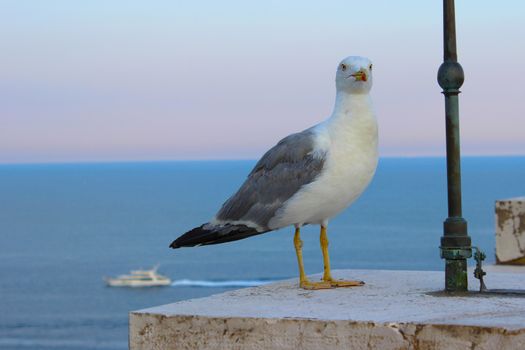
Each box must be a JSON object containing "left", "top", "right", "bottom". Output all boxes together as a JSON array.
[{"left": 445, "top": 258, "right": 468, "bottom": 292}]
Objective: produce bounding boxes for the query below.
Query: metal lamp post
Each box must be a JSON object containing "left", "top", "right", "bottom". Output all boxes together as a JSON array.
[{"left": 437, "top": 0, "right": 472, "bottom": 292}]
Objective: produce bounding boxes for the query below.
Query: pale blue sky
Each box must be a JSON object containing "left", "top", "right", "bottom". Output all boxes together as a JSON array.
[{"left": 1, "top": 1, "right": 524, "bottom": 163}]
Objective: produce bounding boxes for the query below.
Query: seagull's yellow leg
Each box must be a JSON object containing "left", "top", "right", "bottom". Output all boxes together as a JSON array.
[
  {"left": 320, "top": 226, "right": 365, "bottom": 288},
  {"left": 294, "top": 227, "right": 331, "bottom": 290}
]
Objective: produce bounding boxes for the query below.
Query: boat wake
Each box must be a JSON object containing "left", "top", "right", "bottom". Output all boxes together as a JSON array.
[{"left": 171, "top": 279, "right": 277, "bottom": 288}]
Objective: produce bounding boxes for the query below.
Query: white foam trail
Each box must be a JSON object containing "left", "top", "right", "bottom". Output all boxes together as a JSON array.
[{"left": 171, "top": 279, "right": 275, "bottom": 288}]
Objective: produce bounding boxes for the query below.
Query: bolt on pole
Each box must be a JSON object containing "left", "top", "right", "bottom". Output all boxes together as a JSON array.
[{"left": 437, "top": 0, "right": 472, "bottom": 292}]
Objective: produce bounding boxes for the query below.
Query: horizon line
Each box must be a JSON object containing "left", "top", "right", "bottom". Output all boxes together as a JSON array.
[{"left": 1, "top": 154, "right": 524, "bottom": 166}]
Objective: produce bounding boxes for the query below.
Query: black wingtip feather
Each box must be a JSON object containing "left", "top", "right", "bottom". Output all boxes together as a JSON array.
[{"left": 169, "top": 223, "right": 267, "bottom": 249}]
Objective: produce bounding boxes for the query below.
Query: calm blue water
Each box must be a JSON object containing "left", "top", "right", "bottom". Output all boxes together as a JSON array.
[{"left": 1, "top": 157, "right": 524, "bottom": 349}]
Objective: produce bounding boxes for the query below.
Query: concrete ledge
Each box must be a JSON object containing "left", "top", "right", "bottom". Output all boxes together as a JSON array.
[{"left": 130, "top": 269, "right": 525, "bottom": 350}]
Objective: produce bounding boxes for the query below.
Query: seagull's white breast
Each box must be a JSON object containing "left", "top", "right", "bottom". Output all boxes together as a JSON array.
[{"left": 268, "top": 94, "right": 378, "bottom": 229}]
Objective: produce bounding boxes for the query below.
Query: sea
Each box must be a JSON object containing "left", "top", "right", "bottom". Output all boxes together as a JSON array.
[{"left": 0, "top": 157, "right": 524, "bottom": 349}]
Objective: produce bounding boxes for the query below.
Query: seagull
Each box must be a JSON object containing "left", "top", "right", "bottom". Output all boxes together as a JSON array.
[{"left": 170, "top": 56, "right": 378, "bottom": 290}]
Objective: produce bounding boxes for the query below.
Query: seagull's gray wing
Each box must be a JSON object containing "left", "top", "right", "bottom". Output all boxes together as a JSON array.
[{"left": 215, "top": 129, "right": 326, "bottom": 231}]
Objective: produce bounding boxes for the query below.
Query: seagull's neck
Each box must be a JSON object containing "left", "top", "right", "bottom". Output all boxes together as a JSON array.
[
  {"left": 319, "top": 90, "right": 377, "bottom": 158},
  {"left": 314, "top": 90, "right": 377, "bottom": 147},
  {"left": 330, "top": 91, "right": 373, "bottom": 121}
]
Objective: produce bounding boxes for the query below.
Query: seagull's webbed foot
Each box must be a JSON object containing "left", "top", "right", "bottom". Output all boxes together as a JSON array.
[
  {"left": 295, "top": 227, "right": 333, "bottom": 290},
  {"left": 320, "top": 226, "right": 365, "bottom": 288},
  {"left": 324, "top": 278, "right": 365, "bottom": 288},
  {"left": 294, "top": 226, "right": 364, "bottom": 290},
  {"left": 299, "top": 279, "right": 333, "bottom": 290}
]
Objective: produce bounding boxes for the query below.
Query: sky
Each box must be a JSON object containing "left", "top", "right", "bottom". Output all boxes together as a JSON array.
[{"left": 1, "top": 1, "right": 524, "bottom": 163}]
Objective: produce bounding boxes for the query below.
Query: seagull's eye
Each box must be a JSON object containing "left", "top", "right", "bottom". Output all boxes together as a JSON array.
[
  {"left": 369, "top": 64, "right": 373, "bottom": 70},
  {"left": 341, "top": 64, "right": 347, "bottom": 71}
]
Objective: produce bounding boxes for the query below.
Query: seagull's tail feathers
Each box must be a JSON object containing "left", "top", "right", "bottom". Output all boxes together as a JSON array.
[{"left": 169, "top": 223, "right": 268, "bottom": 249}]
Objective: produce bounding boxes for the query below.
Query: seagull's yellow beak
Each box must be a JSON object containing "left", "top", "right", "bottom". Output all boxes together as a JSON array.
[{"left": 351, "top": 70, "right": 368, "bottom": 82}]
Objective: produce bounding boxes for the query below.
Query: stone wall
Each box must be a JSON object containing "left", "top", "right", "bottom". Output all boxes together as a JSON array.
[
  {"left": 496, "top": 197, "right": 525, "bottom": 264},
  {"left": 130, "top": 314, "right": 525, "bottom": 350}
]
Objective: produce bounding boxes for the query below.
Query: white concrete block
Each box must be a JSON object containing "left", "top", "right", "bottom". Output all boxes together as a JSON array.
[
  {"left": 496, "top": 197, "right": 525, "bottom": 264},
  {"left": 130, "top": 269, "right": 525, "bottom": 350}
]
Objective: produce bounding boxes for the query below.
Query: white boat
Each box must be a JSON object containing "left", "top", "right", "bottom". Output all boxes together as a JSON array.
[{"left": 105, "top": 265, "right": 171, "bottom": 287}]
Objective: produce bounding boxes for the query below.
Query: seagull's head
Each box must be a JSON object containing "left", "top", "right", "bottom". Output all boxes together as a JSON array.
[{"left": 335, "top": 56, "right": 373, "bottom": 94}]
